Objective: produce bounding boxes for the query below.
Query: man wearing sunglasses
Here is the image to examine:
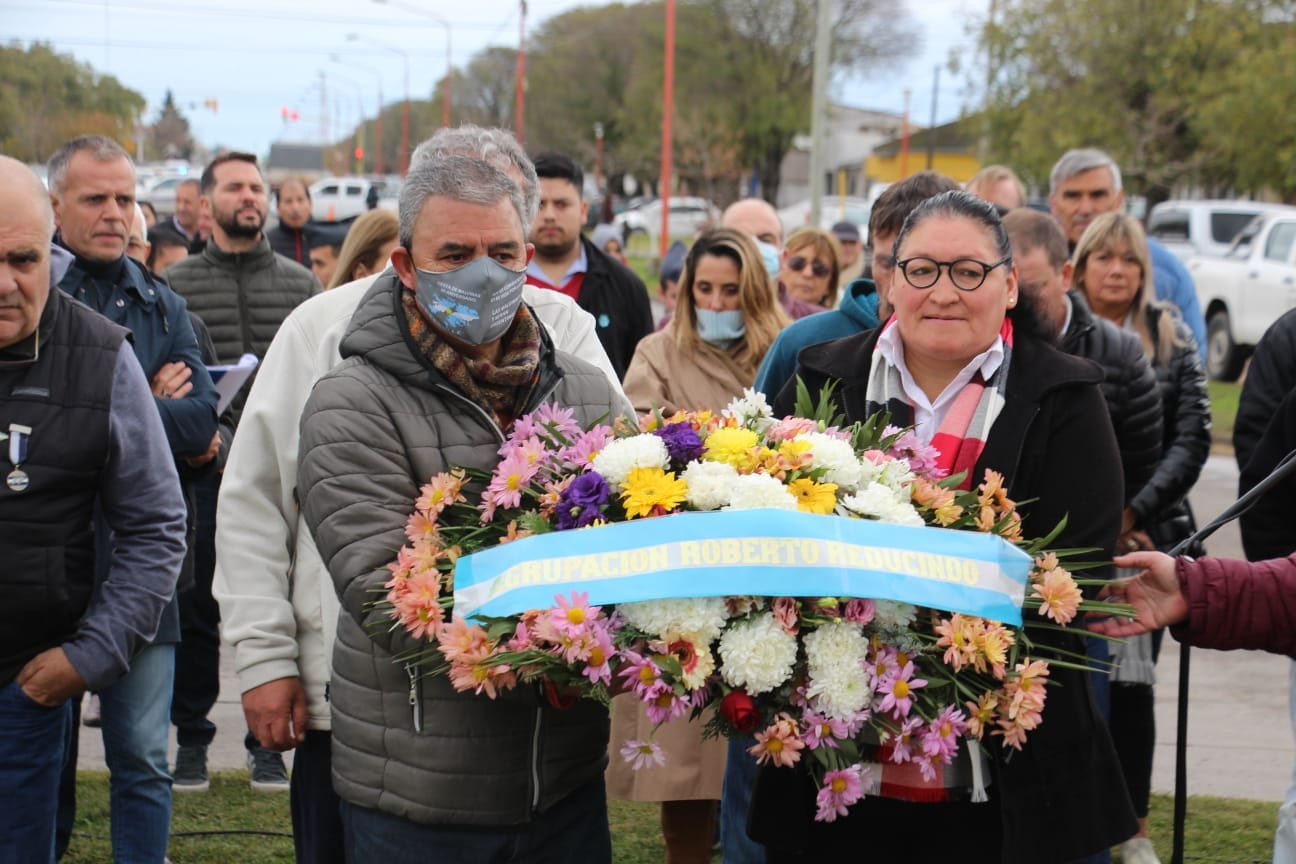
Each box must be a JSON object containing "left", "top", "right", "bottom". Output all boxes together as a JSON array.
[{"left": 0, "top": 156, "right": 187, "bottom": 864}]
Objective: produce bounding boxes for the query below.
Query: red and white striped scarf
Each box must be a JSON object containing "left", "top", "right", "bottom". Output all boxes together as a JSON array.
[{"left": 868, "top": 318, "right": 1013, "bottom": 490}]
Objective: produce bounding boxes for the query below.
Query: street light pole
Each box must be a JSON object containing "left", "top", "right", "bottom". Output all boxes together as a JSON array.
[
  {"left": 370, "top": 1, "right": 453, "bottom": 129},
  {"left": 333, "top": 53, "right": 385, "bottom": 175},
  {"left": 347, "top": 32, "right": 410, "bottom": 175},
  {"left": 659, "top": 0, "right": 675, "bottom": 259}
]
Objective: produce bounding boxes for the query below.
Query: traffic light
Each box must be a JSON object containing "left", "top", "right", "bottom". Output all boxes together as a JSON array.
[{"left": 354, "top": 147, "right": 365, "bottom": 161}]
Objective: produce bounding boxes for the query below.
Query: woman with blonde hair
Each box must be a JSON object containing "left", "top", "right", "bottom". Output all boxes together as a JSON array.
[
  {"left": 1071, "top": 210, "right": 1210, "bottom": 864},
  {"left": 610, "top": 228, "right": 788, "bottom": 863},
  {"left": 777, "top": 226, "right": 841, "bottom": 312},
  {"left": 622, "top": 227, "right": 789, "bottom": 415},
  {"left": 326, "top": 209, "right": 400, "bottom": 290}
]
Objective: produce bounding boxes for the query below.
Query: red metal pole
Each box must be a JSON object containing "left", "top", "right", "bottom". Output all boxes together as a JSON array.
[
  {"left": 658, "top": 0, "right": 675, "bottom": 259},
  {"left": 898, "top": 87, "right": 911, "bottom": 180}
]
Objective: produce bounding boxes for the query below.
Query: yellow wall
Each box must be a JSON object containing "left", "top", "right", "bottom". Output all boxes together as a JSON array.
[{"left": 865, "top": 152, "right": 981, "bottom": 184}]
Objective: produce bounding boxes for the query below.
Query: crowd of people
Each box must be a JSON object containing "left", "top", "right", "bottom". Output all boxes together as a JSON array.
[{"left": 1, "top": 124, "right": 1292, "bottom": 864}]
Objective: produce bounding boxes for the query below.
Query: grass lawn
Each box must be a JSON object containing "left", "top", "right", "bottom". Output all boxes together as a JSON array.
[
  {"left": 1209, "top": 379, "right": 1241, "bottom": 447},
  {"left": 63, "top": 770, "right": 1278, "bottom": 863}
]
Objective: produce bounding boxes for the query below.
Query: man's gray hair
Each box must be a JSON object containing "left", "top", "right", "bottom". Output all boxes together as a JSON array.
[
  {"left": 1050, "top": 148, "right": 1122, "bottom": 193},
  {"left": 398, "top": 154, "right": 527, "bottom": 248},
  {"left": 47, "top": 135, "right": 133, "bottom": 195},
  {"left": 410, "top": 125, "right": 539, "bottom": 225}
]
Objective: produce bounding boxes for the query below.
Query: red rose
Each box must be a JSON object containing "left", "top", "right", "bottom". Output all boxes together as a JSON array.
[{"left": 720, "top": 690, "right": 760, "bottom": 733}]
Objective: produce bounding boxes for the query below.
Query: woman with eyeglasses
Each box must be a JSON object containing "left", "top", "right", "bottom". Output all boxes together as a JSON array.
[
  {"left": 754, "top": 191, "right": 1137, "bottom": 863},
  {"left": 610, "top": 228, "right": 789, "bottom": 863},
  {"left": 1071, "top": 212, "right": 1209, "bottom": 864},
  {"left": 777, "top": 227, "right": 841, "bottom": 314}
]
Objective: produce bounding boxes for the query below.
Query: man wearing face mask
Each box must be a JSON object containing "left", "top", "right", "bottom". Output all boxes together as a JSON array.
[{"left": 296, "top": 152, "right": 632, "bottom": 862}]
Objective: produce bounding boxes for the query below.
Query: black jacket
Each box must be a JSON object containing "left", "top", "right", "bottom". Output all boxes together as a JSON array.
[
  {"left": 763, "top": 327, "right": 1137, "bottom": 863},
  {"left": 574, "top": 236, "right": 653, "bottom": 381},
  {"left": 1061, "top": 292, "right": 1162, "bottom": 505},
  {"left": 266, "top": 224, "right": 313, "bottom": 267},
  {"left": 1235, "top": 307, "right": 1296, "bottom": 470},
  {"left": 1234, "top": 309, "right": 1296, "bottom": 560},
  {"left": 1128, "top": 305, "right": 1212, "bottom": 550}
]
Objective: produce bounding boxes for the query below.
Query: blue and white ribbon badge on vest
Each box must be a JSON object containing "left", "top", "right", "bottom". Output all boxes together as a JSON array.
[
  {"left": 453, "top": 509, "right": 1033, "bottom": 625},
  {"left": 6, "top": 423, "right": 31, "bottom": 493}
]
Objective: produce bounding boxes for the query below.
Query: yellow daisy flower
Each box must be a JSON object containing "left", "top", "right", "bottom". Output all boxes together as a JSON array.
[
  {"left": 787, "top": 478, "right": 838, "bottom": 514},
  {"left": 620, "top": 467, "right": 689, "bottom": 518}
]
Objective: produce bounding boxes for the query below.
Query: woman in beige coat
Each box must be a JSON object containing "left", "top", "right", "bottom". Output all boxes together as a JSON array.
[{"left": 611, "top": 227, "right": 790, "bottom": 863}]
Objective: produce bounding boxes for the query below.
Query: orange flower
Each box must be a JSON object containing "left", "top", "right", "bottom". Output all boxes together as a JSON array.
[{"left": 1031, "top": 566, "right": 1083, "bottom": 625}]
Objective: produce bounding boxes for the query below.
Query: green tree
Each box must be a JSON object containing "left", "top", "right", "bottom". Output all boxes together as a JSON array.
[
  {"left": 148, "top": 90, "right": 194, "bottom": 160},
  {"left": 0, "top": 41, "right": 145, "bottom": 163},
  {"left": 971, "top": 0, "right": 1296, "bottom": 200}
]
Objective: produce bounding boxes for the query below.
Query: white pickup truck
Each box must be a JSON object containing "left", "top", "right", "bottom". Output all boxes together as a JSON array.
[
  {"left": 309, "top": 176, "right": 399, "bottom": 223},
  {"left": 1188, "top": 207, "right": 1296, "bottom": 380}
]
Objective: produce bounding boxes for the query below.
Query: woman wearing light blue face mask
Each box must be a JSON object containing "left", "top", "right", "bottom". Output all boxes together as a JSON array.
[
  {"left": 609, "top": 228, "right": 789, "bottom": 859},
  {"left": 620, "top": 228, "right": 789, "bottom": 417}
]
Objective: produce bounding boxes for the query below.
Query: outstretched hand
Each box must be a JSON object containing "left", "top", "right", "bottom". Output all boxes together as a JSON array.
[{"left": 1087, "top": 550, "right": 1190, "bottom": 637}]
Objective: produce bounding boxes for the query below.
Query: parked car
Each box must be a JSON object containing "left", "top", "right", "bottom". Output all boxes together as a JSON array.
[
  {"left": 140, "top": 175, "right": 189, "bottom": 218},
  {"left": 1147, "top": 199, "right": 1292, "bottom": 261},
  {"left": 613, "top": 196, "right": 719, "bottom": 241},
  {"left": 777, "top": 194, "right": 880, "bottom": 241},
  {"left": 310, "top": 176, "right": 399, "bottom": 223},
  {"left": 1188, "top": 208, "right": 1296, "bottom": 380}
]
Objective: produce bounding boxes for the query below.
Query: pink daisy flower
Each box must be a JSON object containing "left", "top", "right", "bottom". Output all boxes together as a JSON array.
[
  {"left": 620, "top": 739, "right": 666, "bottom": 770},
  {"left": 549, "top": 591, "right": 599, "bottom": 639},
  {"left": 887, "top": 716, "right": 924, "bottom": 764},
  {"left": 876, "top": 661, "right": 927, "bottom": 719},
  {"left": 801, "top": 710, "right": 850, "bottom": 750},
  {"left": 921, "top": 705, "right": 968, "bottom": 763},
  {"left": 645, "top": 689, "right": 689, "bottom": 725},
  {"left": 814, "top": 764, "right": 867, "bottom": 822}
]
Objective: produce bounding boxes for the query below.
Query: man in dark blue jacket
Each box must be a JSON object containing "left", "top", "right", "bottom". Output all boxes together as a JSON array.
[
  {"left": 48, "top": 134, "right": 218, "bottom": 863},
  {"left": 0, "top": 155, "right": 187, "bottom": 864}
]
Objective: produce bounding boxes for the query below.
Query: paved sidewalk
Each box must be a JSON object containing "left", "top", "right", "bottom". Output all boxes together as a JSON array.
[{"left": 76, "top": 456, "right": 1295, "bottom": 803}]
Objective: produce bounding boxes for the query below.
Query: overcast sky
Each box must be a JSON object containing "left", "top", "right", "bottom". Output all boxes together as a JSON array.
[{"left": 3, "top": 0, "right": 988, "bottom": 157}]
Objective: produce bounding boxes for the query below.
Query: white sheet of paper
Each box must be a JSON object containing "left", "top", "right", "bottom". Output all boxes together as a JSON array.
[{"left": 207, "top": 353, "right": 260, "bottom": 415}]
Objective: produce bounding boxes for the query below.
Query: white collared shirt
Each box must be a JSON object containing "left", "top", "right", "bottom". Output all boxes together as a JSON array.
[{"left": 876, "top": 325, "right": 1006, "bottom": 444}]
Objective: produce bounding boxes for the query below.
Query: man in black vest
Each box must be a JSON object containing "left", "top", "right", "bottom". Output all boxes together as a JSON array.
[{"left": 0, "top": 155, "right": 187, "bottom": 864}]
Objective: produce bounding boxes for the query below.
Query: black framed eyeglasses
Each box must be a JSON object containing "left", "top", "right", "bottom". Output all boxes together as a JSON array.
[
  {"left": 788, "top": 255, "right": 832, "bottom": 278},
  {"left": 896, "top": 256, "right": 1011, "bottom": 292}
]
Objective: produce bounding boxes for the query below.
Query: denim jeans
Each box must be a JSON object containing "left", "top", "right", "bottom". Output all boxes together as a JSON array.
[
  {"left": 720, "top": 735, "right": 766, "bottom": 864},
  {"left": 99, "top": 642, "right": 176, "bottom": 863},
  {"left": 341, "top": 776, "right": 611, "bottom": 864},
  {"left": 0, "top": 678, "right": 72, "bottom": 864}
]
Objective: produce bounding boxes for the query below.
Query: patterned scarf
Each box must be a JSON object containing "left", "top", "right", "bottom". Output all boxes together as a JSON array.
[
  {"left": 867, "top": 318, "right": 1014, "bottom": 490},
  {"left": 401, "top": 290, "right": 542, "bottom": 429}
]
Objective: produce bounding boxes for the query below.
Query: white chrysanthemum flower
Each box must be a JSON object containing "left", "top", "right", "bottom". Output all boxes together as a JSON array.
[
  {"left": 722, "top": 387, "right": 775, "bottom": 432},
  {"left": 723, "top": 473, "right": 799, "bottom": 511},
  {"left": 877, "top": 457, "right": 916, "bottom": 494},
  {"left": 840, "top": 482, "right": 925, "bottom": 527},
  {"left": 718, "top": 613, "right": 799, "bottom": 695},
  {"left": 591, "top": 434, "right": 670, "bottom": 487},
  {"left": 803, "top": 620, "right": 873, "bottom": 719},
  {"left": 619, "top": 597, "right": 730, "bottom": 643},
  {"left": 872, "top": 599, "right": 918, "bottom": 629},
  {"left": 680, "top": 459, "right": 740, "bottom": 511},
  {"left": 803, "top": 432, "right": 865, "bottom": 491}
]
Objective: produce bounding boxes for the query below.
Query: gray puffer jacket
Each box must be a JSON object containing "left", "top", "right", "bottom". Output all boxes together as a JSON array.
[
  {"left": 165, "top": 236, "right": 318, "bottom": 364},
  {"left": 298, "top": 273, "right": 634, "bottom": 827}
]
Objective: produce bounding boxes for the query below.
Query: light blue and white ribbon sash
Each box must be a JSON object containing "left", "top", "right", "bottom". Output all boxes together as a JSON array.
[{"left": 453, "top": 509, "right": 1033, "bottom": 625}]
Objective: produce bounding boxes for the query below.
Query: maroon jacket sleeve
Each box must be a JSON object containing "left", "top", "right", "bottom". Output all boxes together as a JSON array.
[{"left": 1172, "top": 552, "right": 1296, "bottom": 655}]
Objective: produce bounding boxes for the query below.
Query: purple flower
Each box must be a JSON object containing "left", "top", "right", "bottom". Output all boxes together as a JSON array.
[
  {"left": 653, "top": 422, "right": 705, "bottom": 467},
  {"left": 556, "top": 471, "right": 611, "bottom": 530}
]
